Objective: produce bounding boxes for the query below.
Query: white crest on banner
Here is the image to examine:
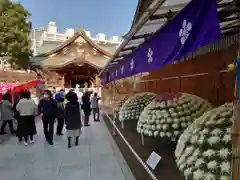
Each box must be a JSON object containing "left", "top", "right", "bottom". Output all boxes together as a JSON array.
[
  {"left": 121, "top": 66, "right": 124, "bottom": 74},
  {"left": 111, "top": 72, "right": 114, "bottom": 77},
  {"left": 147, "top": 48, "right": 153, "bottom": 63},
  {"left": 179, "top": 20, "right": 192, "bottom": 45},
  {"left": 115, "top": 69, "right": 118, "bottom": 76},
  {"left": 130, "top": 58, "right": 135, "bottom": 71}
]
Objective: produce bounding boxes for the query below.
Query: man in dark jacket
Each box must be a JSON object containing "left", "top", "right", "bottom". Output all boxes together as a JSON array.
[
  {"left": 38, "top": 90, "right": 57, "bottom": 145},
  {"left": 56, "top": 97, "right": 65, "bottom": 136},
  {"left": 81, "top": 91, "right": 91, "bottom": 126}
]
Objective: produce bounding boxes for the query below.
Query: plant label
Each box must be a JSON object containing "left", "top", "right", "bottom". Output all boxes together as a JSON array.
[{"left": 146, "top": 151, "right": 161, "bottom": 170}]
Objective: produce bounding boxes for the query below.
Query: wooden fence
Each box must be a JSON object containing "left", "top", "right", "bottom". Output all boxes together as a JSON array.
[{"left": 102, "top": 34, "right": 239, "bottom": 106}]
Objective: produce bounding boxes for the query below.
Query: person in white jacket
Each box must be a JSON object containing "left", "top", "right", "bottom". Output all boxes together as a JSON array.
[{"left": 16, "top": 90, "right": 37, "bottom": 146}]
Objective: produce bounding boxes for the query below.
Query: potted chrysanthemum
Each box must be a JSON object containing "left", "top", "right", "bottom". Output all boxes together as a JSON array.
[{"left": 175, "top": 103, "right": 233, "bottom": 180}]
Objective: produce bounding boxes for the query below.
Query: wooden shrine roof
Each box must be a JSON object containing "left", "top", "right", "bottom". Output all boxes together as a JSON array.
[
  {"left": 31, "top": 26, "right": 113, "bottom": 68},
  {"left": 41, "top": 55, "right": 108, "bottom": 69},
  {"left": 100, "top": 0, "right": 240, "bottom": 75}
]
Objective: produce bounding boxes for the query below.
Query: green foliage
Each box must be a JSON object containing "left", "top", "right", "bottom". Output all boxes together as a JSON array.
[{"left": 0, "top": 0, "right": 32, "bottom": 68}]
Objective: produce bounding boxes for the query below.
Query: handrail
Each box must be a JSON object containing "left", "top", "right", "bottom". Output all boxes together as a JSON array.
[{"left": 103, "top": 111, "right": 159, "bottom": 180}]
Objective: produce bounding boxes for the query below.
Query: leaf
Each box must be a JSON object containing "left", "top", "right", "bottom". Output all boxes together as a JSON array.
[{"left": 0, "top": 0, "right": 32, "bottom": 69}]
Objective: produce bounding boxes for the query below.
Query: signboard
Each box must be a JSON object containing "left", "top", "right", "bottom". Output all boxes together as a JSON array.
[{"left": 146, "top": 151, "right": 162, "bottom": 170}]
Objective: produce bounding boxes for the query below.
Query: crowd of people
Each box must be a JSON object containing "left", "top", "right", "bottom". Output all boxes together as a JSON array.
[{"left": 0, "top": 88, "right": 101, "bottom": 148}]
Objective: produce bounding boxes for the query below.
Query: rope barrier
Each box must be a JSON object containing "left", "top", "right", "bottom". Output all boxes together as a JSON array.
[{"left": 104, "top": 111, "right": 159, "bottom": 180}]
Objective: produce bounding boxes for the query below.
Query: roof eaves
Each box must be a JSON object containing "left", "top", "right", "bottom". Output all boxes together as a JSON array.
[
  {"left": 99, "top": 0, "right": 166, "bottom": 76},
  {"left": 131, "top": 0, "right": 143, "bottom": 28}
]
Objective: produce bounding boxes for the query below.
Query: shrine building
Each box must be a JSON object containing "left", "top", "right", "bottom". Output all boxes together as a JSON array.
[{"left": 31, "top": 27, "right": 117, "bottom": 89}]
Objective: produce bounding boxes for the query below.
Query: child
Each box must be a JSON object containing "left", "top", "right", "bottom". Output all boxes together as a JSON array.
[
  {"left": 56, "top": 97, "right": 65, "bottom": 135},
  {"left": 65, "top": 92, "right": 82, "bottom": 148}
]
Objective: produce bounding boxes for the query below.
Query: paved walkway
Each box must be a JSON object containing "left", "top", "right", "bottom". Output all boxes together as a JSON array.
[{"left": 0, "top": 117, "right": 135, "bottom": 180}]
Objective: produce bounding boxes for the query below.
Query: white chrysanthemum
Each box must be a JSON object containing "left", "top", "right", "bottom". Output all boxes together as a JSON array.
[
  {"left": 208, "top": 136, "right": 220, "bottom": 145},
  {"left": 226, "top": 128, "right": 231, "bottom": 134},
  {"left": 203, "top": 150, "right": 215, "bottom": 158},
  {"left": 184, "top": 168, "right": 193, "bottom": 177},
  {"left": 119, "top": 92, "right": 156, "bottom": 122},
  {"left": 190, "top": 135, "right": 199, "bottom": 144},
  {"left": 193, "top": 169, "right": 204, "bottom": 180},
  {"left": 207, "top": 161, "right": 217, "bottom": 170},
  {"left": 204, "top": 173, "right": 215, "bottom": 180},
  {"left": 211, "top": 128, "right": 222, "bottom": 135},
  {"left": 137, "top": 93, "right": 212, "bottom": 140},
  {"left": 220, "top": 175, "right": 230, "bottom": 180},
  {"left": 198, "top": 136, "right": 205, "bottom": 144},
  {"left": 185, "top": 146, "right": 195, "bottom": 156},
  {"left": 219, "top": 148, "right": 230, "bottom": 159},
  {"left": 195, "top": 158, "right": 204, "bottom": 168},
  {"left": 220, "top": 162, "right": 230, "bottom": 173},
  {"left": 179, "top": 163, "right": 185, "bottom": 171},
  {"left": 175, "top": 103, "right": 233, "bottom": 180},
  {"left": 223, "top": 134, "right": 231, "bottom": 143},
  {"left": 192, "top": 149, "right": 200, "bottom": 158},
  {"left": 160, "top": 132, "right": 165, "bottom": 137}
]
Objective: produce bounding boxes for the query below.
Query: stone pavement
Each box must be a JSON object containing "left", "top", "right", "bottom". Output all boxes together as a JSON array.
[{"left": 0, "top": 118, "right": 135, "bottom": 180}]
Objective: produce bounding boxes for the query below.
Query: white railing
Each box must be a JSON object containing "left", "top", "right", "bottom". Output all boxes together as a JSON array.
[{"left": 103, "top": 111, "right": 159, "bottom": 180}]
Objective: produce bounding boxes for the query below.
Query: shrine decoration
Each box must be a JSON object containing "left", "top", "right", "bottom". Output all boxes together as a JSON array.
[
  {"left": 137, "top": 93, "right": 213, "bottom": 142},
  {"left": 100, "top": 0, "right": 220, "bottom": 84}
]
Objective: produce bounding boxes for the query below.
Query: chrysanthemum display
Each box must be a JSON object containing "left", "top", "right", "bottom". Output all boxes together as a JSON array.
[
  {"left": 115, "top": 96, "right": 129, "bottom": 113},
  {"left": 137, "top": 92, "right": 213, "bottom": 141},
  {"left": 175, "top": 103, "right": 233, "bottom": 180},
  {"left": 118, "top": 92, "right": 157, "bottom": 122}
]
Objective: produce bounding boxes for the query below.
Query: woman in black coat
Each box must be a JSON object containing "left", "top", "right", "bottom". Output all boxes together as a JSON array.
[
  {"left": 81, "top": 92, "right": 91, "bottom": 127},
  {"left": 65, "top": 92, "right": 82, "bottom": 148}
]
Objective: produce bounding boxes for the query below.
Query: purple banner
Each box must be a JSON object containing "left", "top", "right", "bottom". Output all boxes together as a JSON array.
[{"left": 101, "top": 0, "right": 220, "bottom": 84}]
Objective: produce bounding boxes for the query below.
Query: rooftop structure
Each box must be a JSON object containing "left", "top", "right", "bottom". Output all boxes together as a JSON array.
[{"left": 30, "top": 22, "right": 123, "bottom": 56}]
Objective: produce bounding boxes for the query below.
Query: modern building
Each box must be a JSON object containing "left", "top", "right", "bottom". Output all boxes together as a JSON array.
[{"left": 30, "top": 22, "right": 123, "bottom": 56}]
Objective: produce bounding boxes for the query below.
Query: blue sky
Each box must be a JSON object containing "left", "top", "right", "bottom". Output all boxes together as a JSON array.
[{"left": 18, "top": 0, "right": 138, "bottom": 37}]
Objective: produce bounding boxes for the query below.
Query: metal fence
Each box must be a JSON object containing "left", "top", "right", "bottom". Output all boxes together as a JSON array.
[{"left": 103, "top": 111, "right": 159, "bottom": 180}]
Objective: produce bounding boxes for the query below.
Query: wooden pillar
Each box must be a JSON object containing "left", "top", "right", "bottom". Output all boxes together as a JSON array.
[{"left": 232, "top": 41, "right": 240, "bottom": 180}]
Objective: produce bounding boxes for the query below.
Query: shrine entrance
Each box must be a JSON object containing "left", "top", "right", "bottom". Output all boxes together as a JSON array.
[{"left": 55, "top": 63, "right": 98, "bottom": 88}]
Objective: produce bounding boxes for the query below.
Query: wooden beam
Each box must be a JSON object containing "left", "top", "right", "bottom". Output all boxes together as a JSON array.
[
  {"left": 114, "top": 55, "right": 125, "bottom": 59},
  {"left": 131, "top": 34, "right": 146, "bottom": 40},
  {"left": 221, "top": 24, "right": 240, "bottom": 31},
  {"left": 221, "top": 28, "right": 239, "bottom": 38},
  {"left": 149, "top": 1, "right": 235, "bottom": 21},
  {"left": 219, "top": 16, "right": 239, "bottom": 23},
  {"left": 220, "top": 6, "right": 240, "bottom": 13},
  {"left": 217, "top": 1, "right": 233, "bottom": 8},
  {"left": 149, "top": 10, "right": 177, "bottom": 21},
  {"left": 122, "top": 46, "right": 137, "bottom": 51},
  {"left": 131, "top": 32, "right": 155, "bottom": 40}
]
